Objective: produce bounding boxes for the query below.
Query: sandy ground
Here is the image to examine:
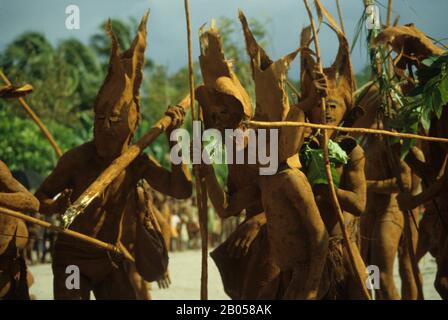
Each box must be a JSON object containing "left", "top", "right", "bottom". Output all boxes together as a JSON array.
[{"left": 29, "top": 249, "right": 441, "bottom": 300}]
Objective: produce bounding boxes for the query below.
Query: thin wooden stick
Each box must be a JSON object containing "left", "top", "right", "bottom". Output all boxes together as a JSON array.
[
  {"left": 386, "top": 0, "right": 393, "bottom": 27},
  {"left": 244, "top": 120, "right": 448, "bottom": 143},
  {"left": 184, "top": 0, "right": 208, "bottom": 300},
  {"left": 335, "top": 0, "right": 346, "bottom": 34},
  {"left": 386, "top": 0, "right": 395, "bottom": 77},
  {"left": 304, "top": 0, "right": 371, "bottom": 300},
  {"left": 0, "top": 206, "right": 134, "bottom": 262},
  {"left": 0, "top": 70, "right": 63, "bottom": 158}
]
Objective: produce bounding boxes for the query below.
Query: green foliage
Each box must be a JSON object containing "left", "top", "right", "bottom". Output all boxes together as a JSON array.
[
  {"left": 387, "top": 53, "right": 448, "bottom": 158},
  {"left": 300, "top": 140, "right": 348, "bottom": 188},
  {"left": 0, "top": 14, "right": 369, "bottom": 187},
  {"left": 0, "top": 107, "right": 84, "bottom": 175},
  {"left": 413, "top": 53, "right": 448, "bottom": 122}
]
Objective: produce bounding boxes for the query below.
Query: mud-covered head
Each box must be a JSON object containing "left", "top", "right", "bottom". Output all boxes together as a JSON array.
[
  {"left": 195, "top": 21, "right": 253, "bottom": 133},
  {"left": 373, "top": 23, "right": 445, "bottom": 71},
  {"left": 301, "top": 24, "right": 355, "bottom": 127},
  {"left": 239, "top": 10, "right": 302, "bottom": 168},
  {"left": 93, "top": 12, "right": 148, "bottom": 159}
]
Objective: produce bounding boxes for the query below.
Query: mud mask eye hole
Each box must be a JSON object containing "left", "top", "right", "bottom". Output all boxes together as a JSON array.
[
  {"left": 328, "top": 103, "right": 338, "bottom": 110},
  {"left": 109, "top": 115, "right": 122, "bottom": 123}
]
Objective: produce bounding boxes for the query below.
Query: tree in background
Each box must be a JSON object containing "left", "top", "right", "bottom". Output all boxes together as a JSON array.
[{"left": 0, "top": 15, "right": 293, "bottom": 187}]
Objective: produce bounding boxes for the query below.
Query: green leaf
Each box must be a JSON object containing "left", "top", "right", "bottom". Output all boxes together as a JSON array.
[
  {"left": 328, "top": 139, "right": 349, "bottom": 164},
  {"left": 300, "top": 140, "right": 346, "bottom": 188},
  {"left": 440, "top": 77, "right": 448, "bottom": 105},
  {"left": 400, "top": 138, "right": 416, "bottom": 160},
  {"left": 420, "top": 109, "right": 431, "bottom": 131},
  {"left": 422, "top": 55, "right": 438, "bottom": 67},
  {"left": 433, "top": 89, "right": 444, "bottom": 118}
]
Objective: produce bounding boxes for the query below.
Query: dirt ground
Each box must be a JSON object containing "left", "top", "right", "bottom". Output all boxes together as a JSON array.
[{"left": 28, "top": 250, "right": 441, "bottom": 300}]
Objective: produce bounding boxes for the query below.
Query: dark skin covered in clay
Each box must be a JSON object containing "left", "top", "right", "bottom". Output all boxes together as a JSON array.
[
  {"left": 354, "top": 85, "right": 423, "bottom": 300},
  {"left": 376, "top": 24, "right": 448, "bottom": 299},
  {"left": 35, "top": 14, "right": 191, "bottom": 300}
]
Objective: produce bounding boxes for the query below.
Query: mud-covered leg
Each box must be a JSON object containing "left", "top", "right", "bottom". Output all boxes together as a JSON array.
[
  {"left": 371, "top": 220, "right": 402, "bottom": 300},
  {"left": 435, "top": 237, "right": 448, "bottom": 299},
  {"left": 399, "top": 209, "right": 420, "bottom": 300}
]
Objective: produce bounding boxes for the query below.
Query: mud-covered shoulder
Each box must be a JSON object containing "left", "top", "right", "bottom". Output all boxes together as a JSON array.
[{"left": 57, "top": 141, "right": 96, "bottom": 168}]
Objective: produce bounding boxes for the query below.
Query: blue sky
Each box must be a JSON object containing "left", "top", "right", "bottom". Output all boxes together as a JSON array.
[{"left": 1, "top": 0, "right": 447, "bottom": 79}]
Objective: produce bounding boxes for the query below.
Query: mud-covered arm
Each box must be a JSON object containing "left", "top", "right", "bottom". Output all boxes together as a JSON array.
[
  {"left": 294, "top": 95, "right": 317, "bottom": 114},
  {"left": 35, "top": 152, "right": 74, "bottom": 215},
  {"left": 404, "top": 147, "right": 432, "bottom": 180},
  {"left": 367, "top": 160, "right": 413, "bottom": 194},
  {"left": 335, "top": 145, "right": 367, "bottom": 216},
  {"left": 200, "top": 163, "right": 260, "bottom": 219},
  {"left": 368, "top": 146, "right": 424, "bottom": 194},
  {"left": 398, "top": 169, "right": 448, "bottom": 210},
  {"left": 139, "top": 105, "right": 192, "bottom": 199},
  {"left": 139, "top": 153, "right": 192, "bottom": 200},
  {"left": 0, "top": 160, "right": 39, "bottom": 212}
]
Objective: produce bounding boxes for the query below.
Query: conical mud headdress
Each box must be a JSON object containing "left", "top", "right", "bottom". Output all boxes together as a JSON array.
[
  {"left": 195, "top": 21, "right": 253, "bottom": 130},
  {"left": 93, "top": 11, "right": 149, "bottom": 140},
  {"left": 239, "top": 10, "right": 302, "bottom": 168}
]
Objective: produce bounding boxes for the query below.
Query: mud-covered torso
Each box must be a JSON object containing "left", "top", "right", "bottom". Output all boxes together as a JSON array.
[
  {"left": 363, "top": 136, "right": 400, "bottom": 216},
  {"left": 0, "top": 171, "right": 29, "bottom": 253},
  {"left": 309, "top": 136, "right": 361, "bottom": 238},
  {"left": 55, "top": 142, "right": 145, "bottom": 249},
  {"left": 227, "top": 149, "right": 264, "bottom": 219}
]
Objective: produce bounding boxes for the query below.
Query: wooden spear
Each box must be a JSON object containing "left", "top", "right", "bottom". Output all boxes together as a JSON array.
[
  {"left": 0, "top": 70, "right": 63, "bottom": 158},
  {"left": 243, "top": 120, "right": 448, "bottom": 144},
  {"left": 335, "top": 0, "right": 346, "bottom": 35},
  {"left": 61, "top": 94, "right": 190, "bottom": 228},
  {"left": 0, "top": 206, "right": 134, "bottom": 262},
  {"left": 386, "top": 0, "right": 393, "bottom": 27},
  {"left": 184, "top": 0, "right": 209, "bottom": 300},
  {"left": 303, "top": 0, "right": 371, "bottom": 299}
]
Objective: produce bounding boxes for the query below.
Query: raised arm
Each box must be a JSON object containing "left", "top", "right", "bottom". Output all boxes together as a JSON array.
[
  {"left": 0, "top": 160, "right": 39, "bottom": 212},
  {"left": 138, "top": 105, "right": 192, "bottom": 200},
  {"left": 332, "top": 145, "right": 367, "bottom": 216},
  {"left": 138, "top": 154, "right": 192, "bottom": 200}
]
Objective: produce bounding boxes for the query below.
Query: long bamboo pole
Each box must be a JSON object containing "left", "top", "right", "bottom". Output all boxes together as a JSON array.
[
  {"left": 0, "top": 70, "right": 63, "bottom": 158},
  {"left": 243, "top": 121, "right": 448, "bottom": 143},
  {"left": 335, "top": 0, "right": 346, "bottom": 34},
  {"left": 386, "top": 0, "right": 393, "bottom": 27},
  {"left": 184, "top": 0, "right": 208, "bottom": 300},
  {"left": 304, "top": 0, "right": 371, "bottom": 300},
  {"left": 0, "top": 206, "right": 134, "bottom": 262},
  {"left": 244, "top": 120, "right": 448, "bottom": 143}
]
